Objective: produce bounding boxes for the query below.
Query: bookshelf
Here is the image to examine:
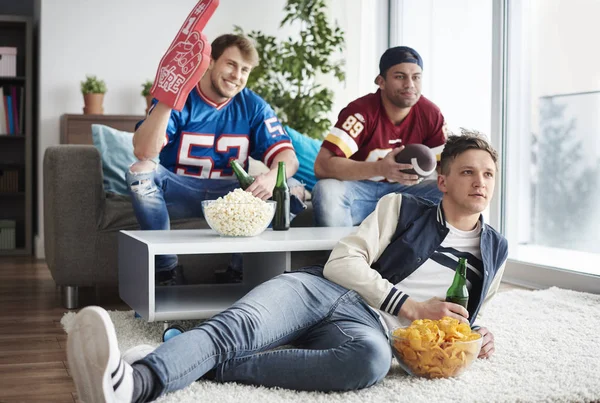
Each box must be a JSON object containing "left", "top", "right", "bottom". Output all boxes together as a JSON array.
[{"left": 0, "top": 15, "right": 32, "bottom": 256}]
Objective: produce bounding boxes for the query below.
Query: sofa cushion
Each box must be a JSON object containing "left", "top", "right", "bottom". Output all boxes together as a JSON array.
[
  {"left": 91, "top": 124, "right": 138, "bottom": 195},
  {"left": 92, "top": 124, "right": 161, "bottom": 195},
  {"left": 284, "top": 126, "right": 322, "bottom": 192}
]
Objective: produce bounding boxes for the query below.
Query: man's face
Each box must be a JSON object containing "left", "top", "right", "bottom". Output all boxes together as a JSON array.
[
  {"left": 378, "top": 63, "right": 423, "bottom": 108},
  {"left": 207, "top": 46, "right": 254, "bottom": 99},
  {"left": 438, "top": 149, "right": 497, "bottom": 215}
]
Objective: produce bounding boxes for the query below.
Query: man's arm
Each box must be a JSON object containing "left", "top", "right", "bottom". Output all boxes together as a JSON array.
[
  {"left": 132, "top": 102, "right": 173, "bottom": 161},
  {"left": 247, "top": 101, "right": 298, "bottom": 199},
  {"left": 323, "top": 193, "right": 403, "bottom": 310},
  {"left": 246, "top": 149, "right": 298, "bottom": 200},
  {"left": 314, "top": 147, "right": 418, "bottom": 183},
  {"left": 324, "top": 193, "right": 470, "bottom": 323},
  {"left": 314, "top": 148, "right": 380, "bottom": 180},
  {"left": 399, "top": 297, "right": 469, "bottom": 324},
  {"left": 270, "top": 148, "right": 299, "bottom": 177}
]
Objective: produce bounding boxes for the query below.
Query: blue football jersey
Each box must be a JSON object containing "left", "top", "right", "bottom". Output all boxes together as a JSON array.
[{"left": 140, "top": 85, "right": 294, "bottom": 179}]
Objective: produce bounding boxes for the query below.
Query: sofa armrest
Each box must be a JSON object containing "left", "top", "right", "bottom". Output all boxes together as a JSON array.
[{"left": 44, "top": 145, "right": 105, "bottom": 286}]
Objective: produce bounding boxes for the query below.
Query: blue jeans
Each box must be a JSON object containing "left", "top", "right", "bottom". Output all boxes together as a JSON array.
[
  {"left": 312, "top": 179, "right": 442, "bottom": 227},
  {"left": 126, "top": 163, "right": 305, "bottom": 272},
  {"left": 140, "top": 272, "right": 391, "bottom": 394}
]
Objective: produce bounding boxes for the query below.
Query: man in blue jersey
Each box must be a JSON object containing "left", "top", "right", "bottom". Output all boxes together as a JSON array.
[{"left": 128, "top": 34, "right": 305, "bottom": 285}]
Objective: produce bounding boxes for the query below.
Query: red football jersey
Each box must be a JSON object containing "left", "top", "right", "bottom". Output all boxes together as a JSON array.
[{"left": 322, "top": 90, "right": 447, "bottom": 181}]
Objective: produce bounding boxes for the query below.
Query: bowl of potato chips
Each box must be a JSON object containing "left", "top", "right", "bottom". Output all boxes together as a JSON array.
[{"left": 390, "top": 317, "right": 482, "bottom": 378}]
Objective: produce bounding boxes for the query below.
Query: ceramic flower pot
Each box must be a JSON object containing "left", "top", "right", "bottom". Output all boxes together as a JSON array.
[{"left": 83, "top": 93, "right": 104, "bottom": 115}]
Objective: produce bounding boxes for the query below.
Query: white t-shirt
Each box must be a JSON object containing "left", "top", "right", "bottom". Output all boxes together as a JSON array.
[{"left": 376, "top": 220, "right": 484, "bottom": 331}]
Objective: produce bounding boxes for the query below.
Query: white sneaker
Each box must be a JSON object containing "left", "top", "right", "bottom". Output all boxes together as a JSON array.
[
  {"left": 122, "top": 344, "right": 156, "bottom": 365},
  {"left": 67, "top": 306, "right": 134, "bottom": 403}
]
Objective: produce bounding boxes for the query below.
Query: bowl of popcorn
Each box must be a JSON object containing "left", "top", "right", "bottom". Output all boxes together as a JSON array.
[
  {"left": 201, "top": 189, "right": 276, "bottom": 237},
  {"left": 390, "top": 317, "right": 482, "bottom": 378}
]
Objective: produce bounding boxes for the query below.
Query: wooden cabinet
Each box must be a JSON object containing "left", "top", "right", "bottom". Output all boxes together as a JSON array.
[{"left": 60, "top": 114, "right": 145, "bottom": 145}]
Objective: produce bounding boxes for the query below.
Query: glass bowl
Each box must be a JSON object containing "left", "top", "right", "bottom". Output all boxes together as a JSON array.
[
  {"left": 201, "top": 200, "right": 276, "bottom": 237},
  {"left": 390, "top": 331, "right": 482, "bottom": 378}
]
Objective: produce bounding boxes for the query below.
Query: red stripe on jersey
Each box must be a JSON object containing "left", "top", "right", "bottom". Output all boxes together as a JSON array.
[
  {"left": 263, "top": 140, "right": 294, "bottom": 167},
  {"left": 195, "top": 84, "right": 233, "bottom": 110},
  {"left": 321, "top": 138, "right": 347, "bottom": 158}
]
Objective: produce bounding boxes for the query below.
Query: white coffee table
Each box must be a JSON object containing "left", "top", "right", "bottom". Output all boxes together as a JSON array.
[{"left": 118, "top": 227, "right": 355, "bottom": 322}]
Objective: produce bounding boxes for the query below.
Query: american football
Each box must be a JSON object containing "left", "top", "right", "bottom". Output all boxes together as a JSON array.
[{"left": 394, "top": 144, "right": 436, "bottom": 178}]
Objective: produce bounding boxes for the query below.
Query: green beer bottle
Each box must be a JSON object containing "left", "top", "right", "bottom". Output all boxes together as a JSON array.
[
  {"left": 445, "top": 257, "right": 469, "bottom": 309},
  {"left": 230, "top": 160, "right": 255, "bottom": 190},
  {"left": 272, "top": 161, "right": 290, "bottom": 231}
]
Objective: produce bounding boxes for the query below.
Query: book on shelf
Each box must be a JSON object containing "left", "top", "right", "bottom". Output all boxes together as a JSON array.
[
  {"left": 19, "top": 86, "right": 24, "bottom": 135},
  {"left": 0, "top": 85, "right": 24, "bottom": 136},
  {"left": 0, "top": 88, "right": 6, "bottom": 135},
  {"left": 10, "top": 86, "right": 18, "bottom": 134}
]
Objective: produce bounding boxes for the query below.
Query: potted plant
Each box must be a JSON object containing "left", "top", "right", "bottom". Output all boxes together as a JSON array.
[
  {"left": 80, "top": 75, "right": 107, "bottom": 115},
  {"left": 234, "top": 0, "right": 345, "bottom": 139},
  {"left": 141, "top": 80, "right": 154, "bottom": 113}
]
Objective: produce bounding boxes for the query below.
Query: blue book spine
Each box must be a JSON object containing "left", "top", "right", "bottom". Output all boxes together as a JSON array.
[{"left": 6, "top": 95, "right": 13, "bottom": 135}]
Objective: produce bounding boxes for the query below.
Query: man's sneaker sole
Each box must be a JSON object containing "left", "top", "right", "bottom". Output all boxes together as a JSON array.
[{"left": 67, "top": 306, "right": 128, "bottom": 403}]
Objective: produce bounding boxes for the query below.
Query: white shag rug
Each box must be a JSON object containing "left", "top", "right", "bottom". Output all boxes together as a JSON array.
[{"left": 61, "top": 287, "right": 600, "bottom": 403}]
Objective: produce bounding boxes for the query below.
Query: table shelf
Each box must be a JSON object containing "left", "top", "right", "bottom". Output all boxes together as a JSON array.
[
  {"left": 154, "top": 284, "right": 253, "bottom": 321},
  {"left": 118, "top": 227, "right": 356, "bottom": 322}
]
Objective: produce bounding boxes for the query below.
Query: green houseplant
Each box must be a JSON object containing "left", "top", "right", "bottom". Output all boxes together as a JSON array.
[
  {"left": 80, "top": 75, "right": 107, "bottom": 115},
  {"left": 235, "top": 0, "right": 345, "bottom": 139},
  {"left": 141, "top": 79, "right": 154, "bottom": 113},
  {"left": 141, "top": 79, "right": 153, "bottom": 97}
]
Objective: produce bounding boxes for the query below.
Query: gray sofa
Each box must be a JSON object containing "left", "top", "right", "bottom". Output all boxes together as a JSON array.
[{"left": 44, "top": 145, "right": 319, "bottom": 309}]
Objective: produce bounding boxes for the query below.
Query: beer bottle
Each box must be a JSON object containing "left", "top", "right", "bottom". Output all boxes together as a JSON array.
[
  {"left": 272, "top": 161, "right": 290, "bottom": 231},
  {"left": 445, "top": 257, "right": 469, "bottom": 309},
  {"left": 230, "top": 160, "right": 255, "bottom": 190}
]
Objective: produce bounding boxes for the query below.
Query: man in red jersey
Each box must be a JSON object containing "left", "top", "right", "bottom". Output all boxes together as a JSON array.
[{"left": 312, "top": 46, "right": 448, "bottom": 227}]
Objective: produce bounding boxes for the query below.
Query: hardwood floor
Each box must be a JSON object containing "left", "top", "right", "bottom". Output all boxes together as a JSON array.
[
  {"left": 0, "top": 257, "right": 526, "bottom": 403},
  {"left": 0, "top": 257, "right": 127, "bottom": 403}
]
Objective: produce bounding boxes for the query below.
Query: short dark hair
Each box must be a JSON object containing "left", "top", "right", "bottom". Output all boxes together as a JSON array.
[
  {"left": 440, "top": 129, "right": 499, "bottom": 175},
  {"left": 211, "top": 34, "right": 259, "bottom": 67}
]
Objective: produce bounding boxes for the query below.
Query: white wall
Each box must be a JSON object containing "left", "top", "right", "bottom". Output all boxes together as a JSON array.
[
  {"left": 391, "top": 0, "right": 493, "bottom": 135},
  {"left": 328, "top": 0, "right": 388, "bottom": 118},
  {"left": 36, "top": 0, "right": 387, "bottom": 258}
]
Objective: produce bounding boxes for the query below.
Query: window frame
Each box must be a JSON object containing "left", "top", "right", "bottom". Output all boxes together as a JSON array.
[
  {"left": 389, "top": 0, "right": 600, "bottom": 292},
  {"left": 491, "top": 0, "right": 600, "bottom": 292}
]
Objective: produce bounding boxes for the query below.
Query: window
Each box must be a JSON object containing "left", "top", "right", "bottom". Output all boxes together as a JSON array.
[
  {"left": 500, "top": 0, "right": 600, "bottom": 291},
  {"left": 391, "top": 0, "right": 600, "bottom": 291}
]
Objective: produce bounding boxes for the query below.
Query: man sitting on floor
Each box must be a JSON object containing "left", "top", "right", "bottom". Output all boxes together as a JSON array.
[{"left": 67, "top": 131, "right": 507, "bottom": 403}]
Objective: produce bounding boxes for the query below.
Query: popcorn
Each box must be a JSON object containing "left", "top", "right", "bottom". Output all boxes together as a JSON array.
[{"left": 202, "top": 189, "right": 275, "bottom": 236}]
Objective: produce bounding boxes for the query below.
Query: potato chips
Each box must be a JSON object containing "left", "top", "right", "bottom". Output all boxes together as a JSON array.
[{"left": 391, "top": 317, "right": 482, "bottom": 378}]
